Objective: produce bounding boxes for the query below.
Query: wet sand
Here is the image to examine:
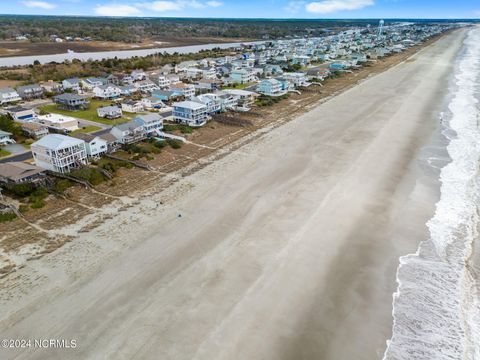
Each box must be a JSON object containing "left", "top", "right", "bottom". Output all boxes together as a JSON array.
[{"left": 0, "top": 30, "right": 465, "bottom": 360}]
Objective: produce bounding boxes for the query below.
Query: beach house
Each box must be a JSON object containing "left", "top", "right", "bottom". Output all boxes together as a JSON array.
[
  {"left": 31, "top": 134, "right": 87, "bottom": 173},
  {"left": 282, "top": 72, "right": 309, "bottom": 87},
  {"left": 93, "top": 84, "right": 121, "bottom": 100},
  {"left": 134, "top": 80, "right": 160, "bottom": 94},
  {"left": 131, "top": 69, "right": 147, "bottom": 81},
  {"left": 21, "top": 122, "right": 49, "bottom": 138},
  {"left": 40, "top": 81, "right": 63, "bottom": 94},
  {"left": 133, "top": 113, "right": 163, "bottom": 136},
  {"left": 119, "top": 85, "right": 137, "bottom": 96},
  {"left": 0, "top": 88, "right": 21, "bottom": 105},
  {"left": 71, "top": 133, "right": 108, "bottom": 158},
  {"left": 121, "top": 100, "right": 144, "bottom": 113},
  {"left": 157, "top": 75, "right": 171, "bottom": 89},
  {"left": 141, "top": 97, "right": 165, "bottom": 110},
  {"left": 192, "top": 95, "right": 221, "bottom": 115},
  {"left": 81, "top": 77, "right": 105, "bottom": 90},
  {"left": 169, "top": 82, "right": 196, "bottom": 99},
  {"left": 62, "top": 78, "right": 80, "bottom": 92},
  {"left": 37, "top": 113, "right": 79, "bottom": 132},
  {"left": 54, "top": 93, "right": 90, "bottom": 111},
  {"left": 0, "top": 162, "right": 46, "bottom": 186},
  {"left": 97, "top": 105, "right": 122, "bottom": 119},
  {"left": 0, "top": 130, "right": 14, "bottom": 145},
  {"left": 110, "top": 121, "right": 146, "bottom": 144},
  {"left": 223, "top": 89, "right": 258, "bottom": 109},
  {"left": 151, "top": 90, "right": 182, "bottom": 102},
  {"left": 172, "top": 101, "right": 208, "bottom": 127},
  {"left": 230, "top": 69, "right": 255, "bottom": 84},
  {"left": 194, "top": 79, "right": 221, "bottom": 91},
  {"left": 16, "top": 84, "right": 44, "bottom": 100},
  {"left": 6, "top": 106, "right": 37, "bottom": 122},
  {"left": 204, "top": 91, "right": 238, "bottom": 112},
  {"left": 257, "top": 79, "right": 287, "bottom": 97}
]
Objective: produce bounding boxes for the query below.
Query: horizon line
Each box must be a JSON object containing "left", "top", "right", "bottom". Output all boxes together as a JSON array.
[{"left": 0, "top": 14, "right": 479, "bottom": 21}]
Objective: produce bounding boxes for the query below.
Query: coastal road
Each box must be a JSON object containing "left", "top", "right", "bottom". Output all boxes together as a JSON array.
[
  {"left": 0, "top": 151, "right": 32, "bottom": 163},
  {"left": 0, "top": 30, "right": 465, "bottom": 360}
]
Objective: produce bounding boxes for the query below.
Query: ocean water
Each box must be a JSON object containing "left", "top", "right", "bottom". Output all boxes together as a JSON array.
[{"left": 384, "top": 28, "right": 480, "bottom": 360}]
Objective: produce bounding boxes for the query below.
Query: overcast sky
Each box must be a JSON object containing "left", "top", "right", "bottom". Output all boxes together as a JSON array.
[{"left": 2, "top": 0, "right": 479, "bottom": 18}]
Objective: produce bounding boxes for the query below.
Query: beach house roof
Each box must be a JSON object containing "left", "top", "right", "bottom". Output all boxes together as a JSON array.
[
  {"left": 173, "top": 101, "right": 206, "bottom": 110},
  {"left": 32, "top": 134, "right": 84, "bottom": 150}
]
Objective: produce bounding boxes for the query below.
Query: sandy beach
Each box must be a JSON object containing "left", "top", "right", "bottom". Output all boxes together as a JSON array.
[{"left": 0, "top": 29, "right": 465, "bottom": 360}]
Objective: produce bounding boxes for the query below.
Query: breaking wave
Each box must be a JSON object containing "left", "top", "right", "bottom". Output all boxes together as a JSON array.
[{"left": 384, "top": 28, "right": 480, "bottom": 360}]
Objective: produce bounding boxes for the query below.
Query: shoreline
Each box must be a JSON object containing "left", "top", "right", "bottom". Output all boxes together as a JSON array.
[
  {"left": 0, "top": 29, "right": 466, "bottom": 359},
  {"left": 385, "top": 27, "right": 480, "bottom": 359}
]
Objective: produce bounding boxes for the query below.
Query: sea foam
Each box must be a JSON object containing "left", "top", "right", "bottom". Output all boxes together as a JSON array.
[{"left": 384, "top": 28, "right": 480, "bottom": 360}]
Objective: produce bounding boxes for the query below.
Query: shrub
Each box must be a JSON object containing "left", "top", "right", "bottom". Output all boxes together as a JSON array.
[
  {"left": 30, "top": 199, "right": 45, "bottom": 209},
  {"left": 0, "top": 115, "right": 22, "bottom": 137},
  {"left": 18, "top": 204, "right": 29, "bottom": 213},
  {"left": 55, "top": 179, "right": 72, "bottom": 193},
  {"left": 70, "top": 167, "right": 106, "bottom": 186},
  {"left": 153, "top": 140, "right": 166, "bottom": 149},
  {"left": 163, "top": 124, "right": 193, "bottom": 134},
  {"left": 0, "top": 212, "right": 16, "bottom": 222},
  {"left": 29, "top": 187, "right": 48, "bottom": 203},
  {"left": 167, "top": 139, "right": 182, "bottom": 149},
  {"left": 8, "top": 182, "right": 33, "bottom": 197}
]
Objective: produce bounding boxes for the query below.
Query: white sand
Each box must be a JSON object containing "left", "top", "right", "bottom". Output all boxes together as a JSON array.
[{"left": 0, "top": 30, "right": 465, "bottom": 360}]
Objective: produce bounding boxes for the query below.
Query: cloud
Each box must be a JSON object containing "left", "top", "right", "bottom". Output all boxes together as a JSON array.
[
  {"left": 137, "top": 0, "right": 222, "bottom": 12},
  {"left": 138, "top": 1, "right": 183, "bottom": 11},
  {"left": 206, "top": 0, "right": 222, "bottom": 7},
  {"left": 94, "top": 4, "right": 142, "bottom": 16},
  {"left": 306, "top": 0, "right": 373, "bottom": 13},
  {"left": 285, "top": 0, "right": 305, "bottom": 14},
  {"left": 20, "top": 1, "right": 57, "bottom": 9}
]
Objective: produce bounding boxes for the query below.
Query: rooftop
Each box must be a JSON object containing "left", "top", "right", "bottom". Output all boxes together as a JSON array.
[
  {"left": 0, "top": 162, "right": 45, "bottom": 182},
  {"left": 173, "top": 101, "right": 207, "bottom": 110},
  {"left": 31, "top": 134, "right": 84, "bottom": 150},
  {"left": 39, "top": 113, "right": 78, "bottom": 124}
]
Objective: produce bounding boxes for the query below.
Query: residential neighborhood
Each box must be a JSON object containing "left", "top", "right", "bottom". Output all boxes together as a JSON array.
[{"left": 0, "top": 22, "right": 455, "bottom": 213}]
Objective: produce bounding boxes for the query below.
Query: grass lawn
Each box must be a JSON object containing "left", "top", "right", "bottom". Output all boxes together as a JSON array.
[
  {"left": 40, "top": 100, "right": 131, "bottom": 126},
  {"left": 0, "top": 149, "right": 11, "bottom": 158},
  {"left": 71, "top": 125, "right": 102, "bottom": 134},
  {"left": 222, "top": 82, "right": 255, "bottom": 90}
]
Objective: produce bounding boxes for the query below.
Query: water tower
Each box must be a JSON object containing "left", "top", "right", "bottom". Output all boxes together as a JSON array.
[{"left": 377, "top": 19, "right": 384, "bottom": 38}]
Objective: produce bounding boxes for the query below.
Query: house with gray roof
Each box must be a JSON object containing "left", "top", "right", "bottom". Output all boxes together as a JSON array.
[
  {"left": 0, "top": 162, "right": 46, "bottom": 185},
  {"left": 110, "top": 121, "right": 146, "bottom": 144},
  {"left": 31, "top": 134, "right": 87, "bottom": 173},
  {"left": 71, "top": 133, "right": 108, "bottom": 158},
  {"left": 0, "top": 88, "right": 21, "bottom": 105},
  {"left": 62, "top": 78, "right": 80, "bottom": 92},
  {"left": 133, "top": 113, "right": 163, "bottom": 136},
  {"left": 54, "top": 93, "right": 90, "bottom": 111},
  {"left": 16, "top": 84, "right": 44, "bottom": 100},
  {"left": 97, "top": 105, "right": 122, "bottom": 119}
]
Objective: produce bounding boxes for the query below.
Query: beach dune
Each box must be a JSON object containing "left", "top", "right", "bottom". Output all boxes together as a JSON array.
[{"left": 0, "top": 30, "right": 465, "bottom": 360}]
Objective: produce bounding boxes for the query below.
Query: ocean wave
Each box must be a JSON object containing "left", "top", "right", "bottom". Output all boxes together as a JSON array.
[{"left": 384, "top": 28, "right": 480, "bottom": 360}]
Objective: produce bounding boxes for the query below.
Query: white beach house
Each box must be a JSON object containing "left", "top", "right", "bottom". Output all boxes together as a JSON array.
[
  {"left": 31, "top": 134, "right": 87, "bottom": 173},
  {"left": 0, "top": 88, "right": 21, "bottom": 105},
  {"left": 173, "top": 101, "right": 208, "bottom": 127}
]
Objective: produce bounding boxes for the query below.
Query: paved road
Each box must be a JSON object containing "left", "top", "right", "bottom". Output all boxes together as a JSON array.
[{"left": 0, "top": 151, "right": 32, "bottom": 163}]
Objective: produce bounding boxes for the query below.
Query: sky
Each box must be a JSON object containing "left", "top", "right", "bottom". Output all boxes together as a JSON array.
[{"left": 1, "top": 0, "right": 479, "bottom": 19}]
